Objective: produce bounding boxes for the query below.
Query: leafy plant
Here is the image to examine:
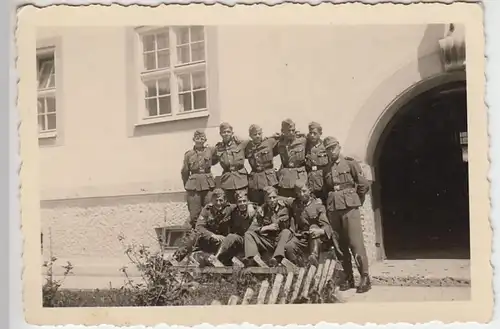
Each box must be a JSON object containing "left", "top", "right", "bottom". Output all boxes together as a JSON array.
[{"left": 42, "top": 256, "right": 74, "bottom": 307}]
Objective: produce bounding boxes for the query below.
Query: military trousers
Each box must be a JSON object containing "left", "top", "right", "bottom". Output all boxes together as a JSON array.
[
  {"left": 173, "top": 232, "right": 220, "bottom": 262},
  {"left": 328, "top": 207, "right": 369, "bottom": 276},
  {"left": 278, "top": 187, "right": 297, "bottom": 198},
  {"left": 283, "top": 225, "right": 327, "bottom": 264},
  {"left": 217, "top": 233, "right": 244, "bottom": 264},
  {"left": 186, "top": 190, "right": 212, "bottom": 228}
]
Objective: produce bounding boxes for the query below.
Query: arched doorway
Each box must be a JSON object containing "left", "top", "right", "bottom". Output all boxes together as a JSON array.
[{"left": 374, "top": 79, "right": 469, "bottom": 260}]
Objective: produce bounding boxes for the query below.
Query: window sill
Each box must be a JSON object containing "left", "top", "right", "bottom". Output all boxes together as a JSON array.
[
  {"left": 38, "top": 131, "right": 57, "bottom": 139},
  {"left": 135, "top": 110, "right": 210, "bottom": 127}
]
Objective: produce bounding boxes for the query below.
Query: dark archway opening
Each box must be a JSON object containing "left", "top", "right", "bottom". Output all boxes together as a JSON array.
[{"left": 377, "top": 80, "right": 470, "bottom": 260}]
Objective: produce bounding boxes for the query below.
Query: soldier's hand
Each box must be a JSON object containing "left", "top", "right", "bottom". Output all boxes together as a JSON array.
[
  {"left": 309, "top": 227, "right": 325, "bottom": 238},
  {"left": 272, "top": 132, "right": 282, "bottom": 139},
  {"left": 211, "top": 234, "right": 225, "bottom": 243}
]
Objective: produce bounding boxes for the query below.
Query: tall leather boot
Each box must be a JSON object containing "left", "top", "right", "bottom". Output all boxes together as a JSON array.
[
  {"left": 308, "top": 238, "right": 321, "bottom": 267},
  {"left": 339, "top": 253, "right": 355, "bottom": 291},
  {"left": 355, "top": 254, "right": 372, "bottom": 293}
]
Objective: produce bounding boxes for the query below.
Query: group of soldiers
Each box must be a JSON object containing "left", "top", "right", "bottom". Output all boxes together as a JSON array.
[{"left": 169, "top": 119, "right": 372, "bottom": 294}]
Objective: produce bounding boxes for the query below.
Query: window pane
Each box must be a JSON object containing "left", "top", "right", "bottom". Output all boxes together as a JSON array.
[
  {"left": 158, "top": 78, "right": 170, "bottom": 96},
  {"left": 37, "top": 98, "right": 46, "bottom": 114},
  {"left": 190, "top": 26, "right": 204, "bottom": 42},
  {"left": 191, "top": 42, "right": 205, "bottom": 62},
  {"left": 193, "top": 90, "right": 207, "bottom": 110},
  {"left": 47, "top": 113, "right": 56, "bottom": 130},
  {"left": 38, "top": 61, "right": 54, "bottom": 89},
  {"left": 192, "top": 71, "right": 206, "bottom": 90},
  {"left": 158, "top": 96, "right": 172, "bottom": 115},
  {"left": 47, "top": 73, "right": 56, "bottom": 88},
  {"left": 177, "top": 45, "right": 190, "bottom": 64},
  {"left": 46, "top": 96, "right": 56, "bottom": 113},
  {"left": 168, "top": 231, "right": 186, "bottom": 247},
  {"left": 146, "top": 98, "right": 158, "bottom": 117},
  {"left": 178, "top": 74, "right": 191, "bottom": 92},
  {"left": 156, "top": 31, "right": 169, "bottom": 50},
  {"left": 38, "top": 114, "right": 46, "bottom": 132},
  {"left": 179, "top": 92, "right": 192, "bottom": 112},
  {"left": 142, "top": 34, "right": 155, "bottom": 52},
  {"left": 157, "top": 49, "right": 170, "bottom": 69},
  {"left": 144, "top": 79, "right": 157, "bottom": 98},
  {"left": 178, "top": 27, "right": 190, "bottom": 44},
  {"left": 144, "top": 52, "right": 156, "bottom": 70}
]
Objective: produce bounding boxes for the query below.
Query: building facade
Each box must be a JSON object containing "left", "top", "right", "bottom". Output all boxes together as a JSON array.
[{"left": 38, "top": 24, "right": 467, "bottom": 277}]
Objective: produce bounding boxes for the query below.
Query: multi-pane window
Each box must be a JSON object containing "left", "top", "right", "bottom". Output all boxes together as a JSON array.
[
  {"left": 459, "top": 131, "right": 468, "bottom": 145},
  {"left": 138, "top": 26, "right": 208, "bottom": 121},
  {"left": 37, "top": 50, "right": 57, "bottom": 134},
  {"left": 159, "top": 228, "right": 189, "bottom": 249}
]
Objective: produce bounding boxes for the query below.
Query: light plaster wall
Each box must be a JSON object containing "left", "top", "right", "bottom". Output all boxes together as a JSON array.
[{"left": 38, "top": 24, "right": 448, "bottom": 273}]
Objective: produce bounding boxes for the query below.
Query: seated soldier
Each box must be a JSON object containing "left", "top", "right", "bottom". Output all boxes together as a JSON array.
[
  {"left": 212, "top": 191, "right": 262, "bottom": 265},
  {"left": 243, "top": 186, "right": 294, "bottom": 267},
  {"left": 284, "top": 181, "right": 336, "bottom": 266},
  {"left": 171, "top": 188, "right": 236, "bottom": 264}
]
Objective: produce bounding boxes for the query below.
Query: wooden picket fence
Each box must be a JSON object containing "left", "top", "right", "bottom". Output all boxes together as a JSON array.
[{"left": 206, "top": 258, "right": 341, "bottom": 305}]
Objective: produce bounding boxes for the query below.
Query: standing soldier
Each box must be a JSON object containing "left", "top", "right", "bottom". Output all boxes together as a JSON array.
[
  {"left": 214, "top": 122, "right": 248, "bottom": 203},
  {"left": 276, "top": 119, "right": 308, "bottom": 198},
  {"left": 243, "top": 186, "right": 293, "bottom": 267},
  {"left": 323, "top": 136, "right": 372, "bottom": 294},
  {"left": 283, "top": 181, "right": 336, "bottom": 266},
  {"left": 181, "top": 130, "right": 217, "bottom": 228},
  {"left": 212, "top": 191, "right": 262, "bottom": 265},
  {"left": 171, "top": 188, "right": 235, "bottom": 264},
  {"left": 305, "top": 122, "right": 329, "bottom": 203},
  {"left": 245, "top": 124, "right": 280, "bottom": 205}
]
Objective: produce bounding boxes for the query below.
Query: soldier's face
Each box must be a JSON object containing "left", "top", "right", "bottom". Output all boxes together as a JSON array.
[
  {"left": 297, "top": 186, "right": 311, "bottom": 202},
  {"left": 282, "top": 127, "right": 296, "bottom": 140},
  {"left": 220, "top": 128, "right": 233, "bottom": 143},
  {"left": 326, "top": 145, "right": 341, "bottom": 161},
  {"left": 237, "top": 197, "right": 248, "bottom": 211},
  {"left": 213, "top": 195, "right": 226, "bottom": 210},
  {"left": 250, "top": 131, "right": 263, "bottom": 144},
  {"left": 193, "top": 136, "right": 206, "bottom": 147},
  {"left": 308, "top": 128, "right": 321, "bottom": 144},
  {"left": 265, "top": 191, "right": 278, "bottom": 207}
]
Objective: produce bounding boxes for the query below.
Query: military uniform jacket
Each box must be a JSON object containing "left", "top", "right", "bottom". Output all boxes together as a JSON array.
[
  {"left": 290, "top": 197, "right": 333, "bottom": 239},
  {"left": 277, "top": 136, "right": 308, "bottom": 189},
  {"left": 323, "top": 156, "right": 370, "bottom": 211},
  {"left": 245, "top": 137, "right": 279, "bottom": 190},
  {"left": 195, "top": 203, "right": 237, "bottom": 240},
  {"left": 181, "top": 146, "right": 217, "bottom": 192},
  {"left": 215, "top": 139, "right": 249, "bottom": 190},
  {"left": 248, "top": 197, "right": 292, "bottom": 237},
  {"left": 230, "top": 203, "right": 263, "bottom": 236},
  {"left": 305, "top": 140, "right": 329, "bottom": 192}
]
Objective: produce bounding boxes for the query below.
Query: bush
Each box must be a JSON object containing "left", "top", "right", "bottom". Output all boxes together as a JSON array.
[{"left": 42, "top": 256, "right": 74, "bottom": 307}]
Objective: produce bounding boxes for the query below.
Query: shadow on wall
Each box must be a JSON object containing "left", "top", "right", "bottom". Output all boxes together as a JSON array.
[
  {"left": 132, "top": 116, "right": 211, "bottom": 138},
  {"left": 417, "top": 24, "right": 446, "bottom": 79}
]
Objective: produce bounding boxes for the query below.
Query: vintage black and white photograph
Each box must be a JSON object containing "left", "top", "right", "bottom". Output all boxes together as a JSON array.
[{"left": 17, "top": 2, "right": 491, "bottom": 326}]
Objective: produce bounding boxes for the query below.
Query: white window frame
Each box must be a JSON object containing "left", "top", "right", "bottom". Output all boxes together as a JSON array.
[
  {"left": 157, "top": 226, "right": 190, "bottom": 250},
  {"left": 36, "top": 47, "right": 57, "bottom": 139},
  {"left": 135, "top": 26, "right": 211, "bottom": 125}
]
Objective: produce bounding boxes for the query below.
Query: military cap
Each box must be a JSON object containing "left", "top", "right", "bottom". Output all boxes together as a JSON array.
[
  {"left": 308, "top": 121, "right": 322, "bottom": 133},
  {"left": 323, "top": 136, "right": 340, "bottom": 149},
  {"left": 193, "top": 129, "right": 206, "bottom": 140},
  {"left": 262, "top": 186, "right": 278, "bottom": 198},
  {"left": 219, "top": 122, "right": 233, "bottom": 132},
  {"left": 281, "top": 118, "right": 295, "bottom": 131},
  {"left": 249, "top": 124, "right": 262, "bottom": 134},
  {"left": 211, "top": 188, "right": 226, "bottom": 199}
]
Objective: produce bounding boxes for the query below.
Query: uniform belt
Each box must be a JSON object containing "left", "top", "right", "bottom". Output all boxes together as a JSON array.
[
  {"left": 191, "top": 169, "right": 210, "bottom": 174},
  {"left": 310, "top": 165, "right": 327, "bottom": 171},
  {"left": 283, "top": 163, "right": 305, "bottom": 169},
  {"left": 224, "top": 166, "right": 244, "bottom": 172},
  {"left": 252, "top": 165, "right": 274, "bottom": 173},
  {"left": 333, "top": 183, "right": 356, "bottom": 191}
]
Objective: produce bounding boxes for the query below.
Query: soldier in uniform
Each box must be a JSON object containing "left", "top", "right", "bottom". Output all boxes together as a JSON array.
[
  {"left": 276, "top": 119, "right": 308, "bottom": 198},
  {"left": 212, "top": 191, "right": 262, "bottom": 264},
  {"left": 181, "top": 130, "right": 217, "bottom": 228},
  {"left": 214, "top": 122, "right": 249, "bottom": 204},
  {"left": 305, "top": 122, "right": 329, "bottom": 203},
  {"left": 244, "top": 124, "right": 280, "bottom": 205},
  {"left": 323, "top": 136, "right": 372, "bottom": 294},
  {"left": 283, "top": 181, "right": 336, "bottom": 266},
  {"left": 171, "top": 188, "right": 236, "bottom": 263},
  {"left": 243, "top": 186, "right": 293, "bottom": 266}
]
